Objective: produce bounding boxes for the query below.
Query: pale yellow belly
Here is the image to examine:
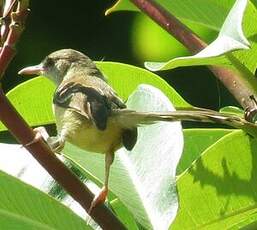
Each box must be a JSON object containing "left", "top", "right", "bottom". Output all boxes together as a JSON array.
[{"left": 54, "top": 106, "right": 123, "bottom": 153}]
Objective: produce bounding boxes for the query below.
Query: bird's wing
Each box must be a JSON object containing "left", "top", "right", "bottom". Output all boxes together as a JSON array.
[
  {"left": 53, "top": 81, "right": 111, "bottom": 130},
  {"left": 53, "top": 79, "right": 138, "bottom": 150}
]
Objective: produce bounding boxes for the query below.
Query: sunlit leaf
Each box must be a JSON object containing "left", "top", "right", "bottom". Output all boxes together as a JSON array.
[
  {"left": 173, "top": 130, "right": 257, "bottom": 229},
  {"left": 145, "top": 0, "right": 250, "bottom": 71},
  {"left": 131, "top": 14, "right": 217, "bottom": 62},
  {"left": 1, "top": 77, "right": 55, "bottom": 131},
  {"left": 0, "top": 169, "right": 90, "bottom": 229},
  {"left": 106, "top": 0, "right": 233, "bottom": 31},
  {"left": 110, "top": 198, "right": 139, "bottom": 230},
  {"left": 177, "top": 128, "right": 232, "bottom": 175}
]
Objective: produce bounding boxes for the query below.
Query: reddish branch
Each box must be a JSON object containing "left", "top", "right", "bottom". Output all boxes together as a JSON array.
[
  {"left": 130, "top": 0, "right": 257, "bottom": 118},
  {"left": 0, "top": 1, "right": 125, "bottom": 229}
]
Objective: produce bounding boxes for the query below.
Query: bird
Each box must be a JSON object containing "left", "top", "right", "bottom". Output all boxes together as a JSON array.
[{"left": 18, "top": 49, "right": 256, "bottom": 212}]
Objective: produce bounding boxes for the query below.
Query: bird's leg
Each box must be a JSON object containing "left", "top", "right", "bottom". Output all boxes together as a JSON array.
[{"left": 89, "top": 150, "right": 114, "bottom": 213}]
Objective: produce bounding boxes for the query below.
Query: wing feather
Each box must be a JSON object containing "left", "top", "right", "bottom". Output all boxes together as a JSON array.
[{"left": 53, "top": 75, "right": 138, "bottom": 150}]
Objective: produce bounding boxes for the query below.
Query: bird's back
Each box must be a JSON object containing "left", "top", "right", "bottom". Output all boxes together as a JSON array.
[{"left": 53, "top": 70, "right": 138, "bottom": 153}]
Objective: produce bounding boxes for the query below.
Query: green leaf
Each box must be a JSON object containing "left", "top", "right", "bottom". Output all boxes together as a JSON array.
[
  {"left": 0, "top": 169, "right": 90, "bottom": 229},
  {"left": 0, "top": 62, "right": 189, "bottom": 132},
  {"left": 145, "top": 0, "right": 250, "bottom": 71},
  {"left": 0, "top": 77, "right": 56, "bottom": 131},
  {"left": 177, "top": 129, "right": 232, "bottom": 175},
  {"left": 110, "top": 199, "right": 139, "bottom": 230},
  {"left": 228, "top": 216, "right": 257, "bottom": 230},
  {"left": 0, "top": 209, "right": 53, "bottom": 230},
  {"left": 173, "top": 130, "right": 257, "bottom": 229},
  {"left": 97, "top": 62, "right": 189, "bottom": 106},
  {"left": 219, "top": 106, "right": 244, "bottom": 117},
  {"left": 64, "top": 84, "right": 184, "bottom": 230},
  {"left": 106, "top": 0, "right": 234, "bottom": 31}
]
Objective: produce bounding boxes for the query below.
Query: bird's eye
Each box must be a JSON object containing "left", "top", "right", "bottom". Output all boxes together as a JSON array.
[{"left": 43, "top": 57, "right": 55, "bottom": 67}]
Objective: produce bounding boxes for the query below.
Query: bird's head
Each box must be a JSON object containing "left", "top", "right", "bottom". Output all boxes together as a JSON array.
[{"left": 18, "top": 49, "right": 98, "bottom": 85}]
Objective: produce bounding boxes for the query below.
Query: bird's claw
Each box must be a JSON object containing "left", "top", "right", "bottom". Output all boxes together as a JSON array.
[
  {"left": 23, "top": 127, "right": 49, "bottom": 147},
  {"left": 23, "top": 127, "right": 64, "bottom": 154},
  {"left": 88, "top": 186, "right": 108, "bottom": 214}
]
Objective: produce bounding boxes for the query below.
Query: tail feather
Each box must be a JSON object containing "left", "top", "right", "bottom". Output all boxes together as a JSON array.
[{"left": 112, "top": 109, "right": 257, "bottom": 137}]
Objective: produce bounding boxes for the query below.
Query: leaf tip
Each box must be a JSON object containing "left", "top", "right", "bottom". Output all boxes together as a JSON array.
[
  {"left": 241, "top": 37, "right": 251, "bottom": 49},
  {"left": 105, "top": 8, "right": 111, "bottom": 16},
  {"left": 105, "top": 1, "right": 120, "bottom": 16},
  {"left": 237, "top": 27, "right": 251, "bottom": 49}
]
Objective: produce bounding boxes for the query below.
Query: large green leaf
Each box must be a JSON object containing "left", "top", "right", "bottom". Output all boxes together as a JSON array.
[
  {"left": 173, "top": 130, "right": 257, "bottom": 229},
  {"left": 0, "top": 209, "right": 52, "bottom": 230},
  {"left": 110, "top": 198, "right": 139, "bottom": 230},
  {"left": 64, "top": 84, "right": 184, "bottom": 230},
  {"left": 2, "top": 77, "right": 56, "bottom": 131},
  {"left": 0, "top": 169, "right": 90, "bottom": 229},
  {"left": 131, "top": 14, "right": 218, "bottom": 62},
  {"left": 97, "top": 62, "right": 188, "bottom": 106},
  {"left": 0, "top": 62, "right": 189, "bottom": 132},
  {"left": 177, "top": 129, "right": 232, "bottom": 175},
  {"left": 145, "top": 0, "right": 250, "bottom": 71},
  {"left": 106, "top": 0, "right": 234, "bottom": 31}
]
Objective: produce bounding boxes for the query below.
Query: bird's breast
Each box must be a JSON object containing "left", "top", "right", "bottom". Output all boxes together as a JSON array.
[{"left": 53, "top": 105, "right": 123, "bottom": 153}]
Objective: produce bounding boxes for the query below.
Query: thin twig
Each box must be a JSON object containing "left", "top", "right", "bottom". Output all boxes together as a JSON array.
[
  {"left": 130, "top": 0, "right": 257, "bottom": 119},
  {"left": 0, "top": 0, "right": 17, "bottom": 43},
  {"left": 0, "top": 0, "right": 3, "bottom": 15},
  {"left": 2, "top": 0, "right": 17, "bottom": 18},
  {"left": 0, "top": 0, "right": 28, "bottom": 78}
]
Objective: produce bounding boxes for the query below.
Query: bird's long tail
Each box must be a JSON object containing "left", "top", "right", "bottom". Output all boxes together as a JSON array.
[{"left": 112, "top": 108, "right": 257, "bottom": 137}]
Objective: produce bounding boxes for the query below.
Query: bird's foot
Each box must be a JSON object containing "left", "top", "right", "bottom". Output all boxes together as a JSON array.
[
  {"left": 23, "top": 127, "right": 65, "bottom": 154},
  {"left": 88, "top": 186, "right": 108, "bottom": 213},
  {"left": 47, "top": 136, "right": 65, "bottom": 154},
  {"left": 23, "top": 127, "right": 49, "bottom": 147}
]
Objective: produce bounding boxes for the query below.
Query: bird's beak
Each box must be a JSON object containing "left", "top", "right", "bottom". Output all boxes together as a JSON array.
[{"left": 18, "top": 64, "right": 45, "bottom": 76}]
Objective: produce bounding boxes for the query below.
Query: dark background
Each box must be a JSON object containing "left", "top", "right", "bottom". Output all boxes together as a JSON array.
[{"left": 3, "top": 0, "right": 238, "bottom": 110}]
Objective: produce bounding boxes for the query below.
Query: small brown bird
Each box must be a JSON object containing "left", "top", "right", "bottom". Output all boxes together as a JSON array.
[{"left": 18, "top": 49, "right": 254, "bottom": 211}]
